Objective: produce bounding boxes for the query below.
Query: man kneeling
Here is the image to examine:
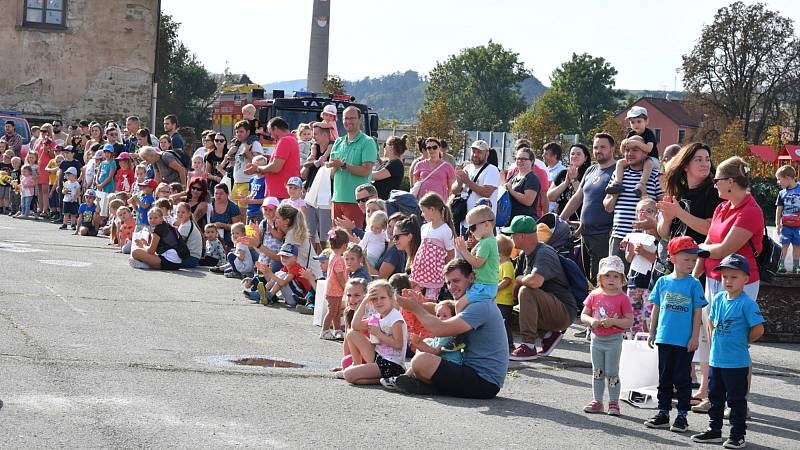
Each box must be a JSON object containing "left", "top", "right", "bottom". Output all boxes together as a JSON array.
[{"left": 393, "top": 259, "right": 508, "bottom": 399}]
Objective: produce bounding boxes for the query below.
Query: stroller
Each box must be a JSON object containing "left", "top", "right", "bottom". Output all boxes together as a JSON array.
[{"left": 536, "top": 213, "right": 578, "bottom": 260}]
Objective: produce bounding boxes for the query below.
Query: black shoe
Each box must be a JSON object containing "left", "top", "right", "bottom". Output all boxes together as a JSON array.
[
  {"left": 394, "top": 375, "right": 439, "bottom": 396},
  {"left": 58, "top": 224, "right": 68, "bottom": 230},
  {"left": 723, "top": 436, "right": 746, "bottom": 449},
  {"left": 644, "top": 413, "right": 671, "bottom": 429},
  {"left": 670, "top": 415, "right": 688, "bottom": 433},
  {"left": 691, "top": 429, "right": 723, "bottom": 444},
  {"left": 605, "top": 183, "right": 625, "bottom": 195}
]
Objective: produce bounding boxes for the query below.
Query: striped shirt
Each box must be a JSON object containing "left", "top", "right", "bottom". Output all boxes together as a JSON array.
[{"left": 611, "top": 166, "right": 663, "bottom": 239}]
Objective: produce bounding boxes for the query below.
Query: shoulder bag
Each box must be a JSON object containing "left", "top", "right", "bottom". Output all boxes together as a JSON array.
[{"left": 449, "top": 163, "right": 488, "bottom": 225}]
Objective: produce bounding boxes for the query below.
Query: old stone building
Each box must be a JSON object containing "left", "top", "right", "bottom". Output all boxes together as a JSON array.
[{"left": 0, "top": 0, "right": 158, "bottom": 123}]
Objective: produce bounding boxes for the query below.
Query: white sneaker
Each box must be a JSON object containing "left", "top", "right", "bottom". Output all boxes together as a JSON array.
[
  {"left": 334, "top": 329, "right": 344, "bottom": 341},
  {"left": 319, "top": 329, "right": 337, "bottom": 340},
  {"left": 380, "top": 377, "right": 398, "bottom": 390}
]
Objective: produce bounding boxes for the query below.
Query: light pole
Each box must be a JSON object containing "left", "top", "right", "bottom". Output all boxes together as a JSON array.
[{"left": 151, "top": 0, "right": 162, "bottom": 132}]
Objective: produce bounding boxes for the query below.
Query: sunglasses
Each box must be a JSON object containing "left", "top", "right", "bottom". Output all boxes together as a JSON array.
[
  {"left": 214, "top": 139, "right": 225, "bottom": 143},
  {"left": 191, "top": 186, "right": 203, "bottom": 191},
  {"left": 713, "top": 177, "right": 730, "bottom": 183},
  {"left": 468, "top": 219, "right": 492, "bottom": 233},
  {"left": 425, "top": 145, "right": 439, "bottom": 150},
  {"left": 392, "top": 233, "right": 408, "bottom": 241},
  {"left": 356, "top": 196, "right": 374, "bottom": 204}
]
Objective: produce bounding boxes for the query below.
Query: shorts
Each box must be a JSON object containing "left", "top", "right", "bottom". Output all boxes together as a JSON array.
[
  {"left": 466, "top": 283, "right": 497, "bottom": 304},
  {"left": 306, "top": 205, "right": 332, "bottom": 244},
  {"left": 159, "top": 255, "right": 182, "bottom": 270},
  {"left": 780, "top": 225, "right": 800, "bottom": 245},
  {"left": 375, "top": 354, "right": 405, "bottom": 379},
  {"left": 63, "top": 202, "right": 79, "bottom": 215},
  {"left": 232, "top": 182, "right": 249, "bottom": 210},
  {"left": 431, "top": 359, "right": 500, "bottom": 399},
  {"left": 81, "top": 225, "right": 98, "bottom": 236},
  {"left": 0, "top": 185, "right": 10, "bottom": 201}
]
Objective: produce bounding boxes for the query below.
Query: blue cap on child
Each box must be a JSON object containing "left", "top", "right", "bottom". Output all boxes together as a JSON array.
[{"left": 713, "top": 253, "right": 750, "bottom": 276}]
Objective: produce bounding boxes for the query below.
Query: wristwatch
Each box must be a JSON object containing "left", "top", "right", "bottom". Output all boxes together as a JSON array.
[{"left": 342, "top": 162, "right": 348, "bottom": 171}]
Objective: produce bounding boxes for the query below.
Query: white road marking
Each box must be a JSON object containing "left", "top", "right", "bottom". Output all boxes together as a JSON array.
[
  {"left": 37, "top": 260, "right": 92, "bottom": 268},
  {"left": 33, "top": 278, "right": 87, "bottom": 316}
]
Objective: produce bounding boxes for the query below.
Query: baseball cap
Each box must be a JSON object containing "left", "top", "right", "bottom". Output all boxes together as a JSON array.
[
  {"left": 313, "top": 248, "right": 333, "bottom": 261},
  {"left": 668, "top": 236, "right": 710, "bottom": 258},
  {"left": 102, "top": 143, "right": 115, "bottom": 152},
  {"left": 79, "top": 120, "right": 90, "bottom": 127},
  {"left": 598, "top": 255, "right": 626, "bottom": 277},
  {"left": 63, "top": 145, "right": 74, "bottom": 152},
  {"left": 115, "top": 151, "right": 131, "bottom": 161},
  {"left": 261, "top": 196, "right": 280, "bottom": 209},
  {"left": 138, "top": 179, "right": 158, "bottom": 190},
  {"left": 93, "top": 151, "right": 104, "bottom": 159},
  {"left": 277, "top": 243, "right": 299, "bottom": 257},
  {"left": 286, "top": 176, "right": 303, "bottom": 188},
  {"left": 626, "top": 106, "right": 648, "bottom": 119},
  {"left": 714, "top": 253, "right": 750, "bottom": 276},
  {"left": 322, "top": 104, "right": 337, "bottom": 116},
  {"left": 84, "top": 188, "right": 96, "bottom": 197},
  {"left": 500, "top": 215, "right": 537, "bottom": 235},
  {"left": 64, "top": 166, "right": 78, "bottom": 176},
  {"left": 470, "top": 140, "right": 490, "bottom": 152}
]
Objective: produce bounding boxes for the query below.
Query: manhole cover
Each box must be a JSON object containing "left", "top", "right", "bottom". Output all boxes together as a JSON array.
[
  {"left": 38, "top": 260, "right": 92, "bottom": 267},
  {"left": 230, "top": 357, "right": 304, "bottom": 368}
]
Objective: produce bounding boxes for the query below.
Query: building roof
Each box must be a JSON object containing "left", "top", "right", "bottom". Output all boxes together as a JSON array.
[
  {"left": 778, "top": 144, "right": 800, "bottom": 161},
  {"left": 747, "top": 145, "right": 778, "bottom": 163},
  {"left": 639, "top": 97, "right": 704, "bottom": 128}
]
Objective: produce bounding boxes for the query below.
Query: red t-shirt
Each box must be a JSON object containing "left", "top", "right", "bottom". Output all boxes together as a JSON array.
[
  {"left": 115, "top": 169, "right": 135, "bottom": 192},
  {"left": 35, "top": 139, "right": 57, "bottom": 184},
  {"left": 532, "top": 164, "right": 549, "bottom": 218},
  {"left": 704, "top": 193, "right": 764, "bottom": 283},
  {"left": 266, "top": 134, "right": 300, "bottom": 199},
  {"left": 283, "top": 263, "right": 313, "bottom": 293}
]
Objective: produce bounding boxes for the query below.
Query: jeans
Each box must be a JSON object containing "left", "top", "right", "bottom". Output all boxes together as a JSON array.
[
  {"left": 21, "top": 195, "right": 33, "bottom": 215},
  {"left": 708, "top": 366, "right": 748, "bottom": 438},
  {"left": 590, "top": 333, "right": 624, "bottom": 403},
  {"left": 180, "top": 255, "right": 199, "bottom": 268},
  {"left": 657, "top": 343, "right": 694, "bottom": 413},
  {"left": 582, "top": 232, "right": 610, "bottom": 285},
  {"left": 496, "top": 304, "right": 515, "bottom": 352},
  {"left": 226, "top": 252, "right": 241, "bottom": 274}
]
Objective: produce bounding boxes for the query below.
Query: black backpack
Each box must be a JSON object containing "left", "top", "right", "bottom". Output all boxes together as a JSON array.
[
  {"left": 166, "top": 148, "right": 191, "bottom": 170},
  {"left": 174, "top": 222, "right": 192, "bottom": 260}
]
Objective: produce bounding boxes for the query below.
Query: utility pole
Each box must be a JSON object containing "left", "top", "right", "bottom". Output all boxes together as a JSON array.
[
  {"left": 306, "top": 0, "right": 330, "bottom": 92},
  {"left": 151, "top": 0, "right": 162, "bottom": 132}
]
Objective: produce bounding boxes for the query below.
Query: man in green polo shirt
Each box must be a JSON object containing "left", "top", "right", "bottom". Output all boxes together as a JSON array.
[{"left": 326, "top": 106, "right": 377, "bottom": 229}]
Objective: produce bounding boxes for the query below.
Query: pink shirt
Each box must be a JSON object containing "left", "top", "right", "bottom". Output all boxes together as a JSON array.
[
  {"left": 704, "top": 193, "right": 764, "bottom": 284},
  {"left": 413, "top": 160, "right": 455, "bottom": 201},
  {"left": 326, "top": 254, "right": 346, "bottom": 297},
  {"left": 266, "top": 134, "right": 300, "bottom": 199},
  {"left": 585, "top": 291, "right": 633, "bottom": 336}
]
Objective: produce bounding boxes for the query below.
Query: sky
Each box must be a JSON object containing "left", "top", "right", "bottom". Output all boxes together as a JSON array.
[{"left": 163, "top": 0, "right": 800, "bottom": 91}]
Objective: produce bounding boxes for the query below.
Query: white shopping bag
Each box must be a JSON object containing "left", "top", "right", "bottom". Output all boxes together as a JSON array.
[
  {"left": 619, "top": 333, "right": 659, "bottom": 391},
  {"left": 128, "top": 229, "right": 151, "bottom": 269},
  {"left": 305, "top": 166, "right": 332, "bottom": 209},
  {"left": 312, "top": 279, "right": 328, "bottom": 327}
]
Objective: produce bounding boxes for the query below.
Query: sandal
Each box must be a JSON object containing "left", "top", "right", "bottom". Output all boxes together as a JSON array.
[{"left": 690, "top": 397, "right": 702, "bottom": 407}]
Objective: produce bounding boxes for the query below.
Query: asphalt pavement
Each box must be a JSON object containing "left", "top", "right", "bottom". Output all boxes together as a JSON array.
[{"left": 1, "top": 215, "right": 798, "bottom": 449}]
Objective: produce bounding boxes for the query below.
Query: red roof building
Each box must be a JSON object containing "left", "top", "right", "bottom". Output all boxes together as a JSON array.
[{"left": 615, "top": 97, "right": 705, "bottom": 150}]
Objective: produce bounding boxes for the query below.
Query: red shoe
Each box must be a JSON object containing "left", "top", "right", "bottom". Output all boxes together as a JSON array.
[
  {"left": 509, "top": 344, "right": 538, "bottom": 361},
  {"left": 540, "top": 331, "right": 564, "bottom": 357}
]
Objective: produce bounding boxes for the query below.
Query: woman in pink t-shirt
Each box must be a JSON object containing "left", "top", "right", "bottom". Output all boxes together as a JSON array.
[
  {"left": 34, "top": 123, "right": 57, "bottom": 216},
  {"left": 412, "top": 137, "right": 454, "bottom": 201},
  {"left": 580, "top": 255, "right": 634, "bottom": 415}
]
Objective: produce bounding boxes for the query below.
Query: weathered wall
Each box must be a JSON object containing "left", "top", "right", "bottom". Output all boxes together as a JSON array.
[{"left": 0, "top": 0, "right": 157, "bottom": 123}]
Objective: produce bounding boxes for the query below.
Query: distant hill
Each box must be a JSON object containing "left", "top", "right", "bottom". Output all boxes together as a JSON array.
[{"left": 260, "top": 71, "right": 548, "bottom": 123}]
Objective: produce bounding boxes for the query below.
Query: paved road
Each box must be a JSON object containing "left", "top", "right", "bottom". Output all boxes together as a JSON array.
[{"left": 1, "top": 216, "right": 798, "bottom": 448}]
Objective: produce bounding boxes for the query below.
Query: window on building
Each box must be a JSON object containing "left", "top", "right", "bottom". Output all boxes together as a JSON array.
[
  {"left": 654, "top": 128, "right": 662, "bottom": 143},
  {"left": 678, "top": 129, "right": 686, "bottom": 144},
  {"left": 23, "top": 0, "right": 66, "bottom": 28}
]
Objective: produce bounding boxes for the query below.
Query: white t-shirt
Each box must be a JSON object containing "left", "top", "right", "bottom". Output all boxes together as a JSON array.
[
  {"left": 421, "top": 222, "right": 455, "bottom": 249},
  {"left": 178, "top": 220, "right": 203, "bottom": 259},
  {"left": 233, "top": 140, "right": 264, "bottom": 183},
  {"left": 359, "top": 229, "right": 388, "bottom": 266},
  {"left": 233, "top": 242, "right": 254, "bottom": 273},
  {"left": 63, "top": 180, "right": 81, "bottom": 202},
  {"left": 547, "top": 161, "right": 566, "bottom": 213},
  {"left": 374, "top": 308, "right": 408, "bottom": 367},
  {"left": 463, "top": 163, "right": 500, "bottom": 225}
]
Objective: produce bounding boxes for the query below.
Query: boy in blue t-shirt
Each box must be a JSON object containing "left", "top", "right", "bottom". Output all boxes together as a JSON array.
[
  {"left": 130, "top": 179, "right": 156, "bottom": 230},
  {"left": 244, "top": 155, "right": 267, "bottom": 225},
  {"left": 645, "top": 236, "right": 708, "bottom": 433},
  {"left": 775, "top": 165, "right": 800, "bottom": 273},
  {"left": 691, "top": 254, "right": 764, "bottom": 449}
]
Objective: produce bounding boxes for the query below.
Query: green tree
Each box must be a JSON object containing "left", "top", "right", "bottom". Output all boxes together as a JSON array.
[
  {"left": 587, "top": 113, "right": 628, "bottom": 156},
  {"left": 322, "top": 75, "right": 346, "bottom": 95},
  {"left": 156, "top": 13, "right": 218, "bottom": 133},
  {"left": 418, "top": 94, "right": 462, "bottom": 151},
  {"left": 715, "top": 118, "right": 747, "bottom": 166},
  {"left": 549, "top": 53, "right": 623, "bottom": 139},
  {"left": 682, "top": 1, "right": 800, "bottom": 143},
  {"left": 422, "top": 41, "right": 530, "bottom": 131},
  {"left": 512, "top": 96, "right": 561, "bottom": 151}
]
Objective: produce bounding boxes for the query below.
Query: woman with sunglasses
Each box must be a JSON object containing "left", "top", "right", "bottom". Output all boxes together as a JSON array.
[
  {"left": 411, "top": 137, "right": 455, "bottom": 201},
  {"left": 170, "top": 177, "right": 210, "bottom": 230},
  {"left": 205, "top": 132, "right": 228, "bottom": 191},
  {"left": 504, "top": 147, "right": 541, "bottom": 220},
  {"left": 371, "top": 215, "right": 421, "bottom": 280},
  {"left": 547, "top": 144, "right": 592, "bottom": 221}
]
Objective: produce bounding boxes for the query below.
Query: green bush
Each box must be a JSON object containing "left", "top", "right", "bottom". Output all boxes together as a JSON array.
[{"left": 751, "top": 177, "right": 780, "bottom": 224}]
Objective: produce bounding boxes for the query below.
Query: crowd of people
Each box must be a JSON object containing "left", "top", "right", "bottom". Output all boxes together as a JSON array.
[{"left": 1, "top": 103, "right": 786, "bottom": 449}]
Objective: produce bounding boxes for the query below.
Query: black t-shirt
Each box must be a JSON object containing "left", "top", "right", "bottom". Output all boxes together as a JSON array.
[
  {"left": 204, "top": 149, "right": 226, "bottom": 188},
  {"left": 669, "top": 181, "right": 722, "bottom": 244},
  {"left": 628, "top": 128, "right": 659, "bottom": 158},
  {"left": 154, "top": 223, "right": 180, "bottom": 255},
  {"left": 553, "top": 169, "right": 581, "bottom": 220},
  {"left": 374, "top": 159, "right": 404, "bottom": 200},
  {"left": 0, "top": 161, "right": 12, "bottom": 173},
  {"left": 509, "top": 171, "right": 540, "bottom": 219}
]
